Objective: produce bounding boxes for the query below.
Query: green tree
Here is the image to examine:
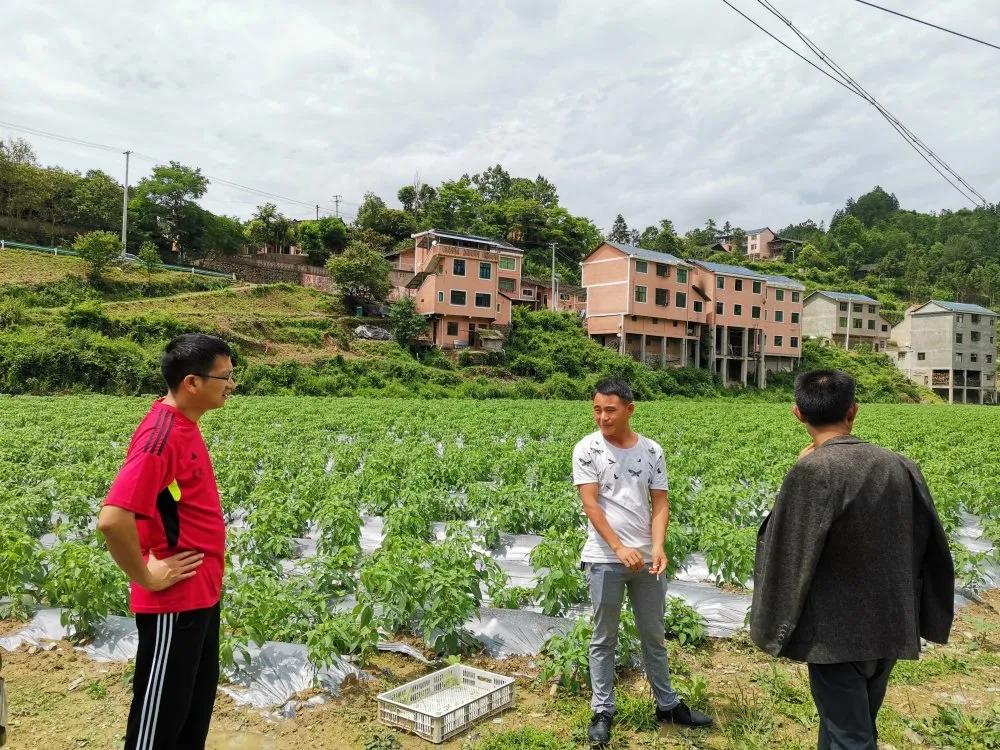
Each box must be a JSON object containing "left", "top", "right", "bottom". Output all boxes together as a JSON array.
[
  {"left": 299, "top": 216, "right": 348, "bottom": 265},
  {"left": 388, "top": 295, "right": 428, "bottom": 353},
  {"left": 137, "top": 240, "right": 161, "bottom": 279},
  {"left": 326, "top": 241, "right": 391, "bottom": 310},
  {"left": 129, "top": 162, "right": 209, "bottom": 256},
  {"left": 607, "top": 214, "right": 637, "bottom": 244},
  {"left": 73, "top": 230, "right": 121, "bottom": 282},
  {"left": 71, "top": 170, "right": 122, "bottom": 231},
  {"left": 201, "top": 212, "right": 245, "bottom": 257}
]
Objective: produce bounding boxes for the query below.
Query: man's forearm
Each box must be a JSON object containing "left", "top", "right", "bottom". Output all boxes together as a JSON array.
[
  {"left": 98, "top": 509, "right": 149, "bottom": 587},
  {"left": 584, "top": 503, "right": 626, "bottom": 551},
  {"left": 651, "top": 492, "right": 669, "bottom": 552}
]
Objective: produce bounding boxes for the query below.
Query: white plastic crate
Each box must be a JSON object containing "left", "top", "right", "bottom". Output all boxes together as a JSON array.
[{"left": 377, "top": 663, "right": 515, "bottom": 743}]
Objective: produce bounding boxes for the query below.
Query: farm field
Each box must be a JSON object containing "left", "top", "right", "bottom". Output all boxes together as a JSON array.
[{"left": 2, "top": 396, "right": 999, "bottom": 749}]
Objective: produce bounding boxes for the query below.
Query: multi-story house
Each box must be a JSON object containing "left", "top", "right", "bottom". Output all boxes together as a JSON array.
[
  {"left": 890, "top": 300, "right": 998, "bottom": 404},
  {"left": 519, "top": 277, "right": 587, "bottom": 314},
  {"left": 400, "top": 229, "right": 524, "bottom": 349},
  {"left": 802, "top": 291, "right": 891, "bottom": 351},
  {"left": 691, "top": 262, "right": 804, "bottom": 386},
  {"left": 716, "top": 227, "right": 804, "bottom": 261},
  {"left": 581, "top": 241, "right": 707, "bottom": 368}
]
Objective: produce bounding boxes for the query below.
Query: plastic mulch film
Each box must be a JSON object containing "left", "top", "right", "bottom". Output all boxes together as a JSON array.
[
  {"left": 221, "top": 641, "right": 362, "bottom": 710},
  {"left": 0, "top": 608, "right": 66, "bottom": 652},
  {"left": 466, "top": 607, "right": 575, "bottom": 658}
]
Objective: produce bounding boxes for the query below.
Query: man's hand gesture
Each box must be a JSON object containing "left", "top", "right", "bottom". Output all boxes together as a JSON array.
[
  {"left": 649, "top": 549, "right": 668, "bottom": 576},
  {"left": 615, "top": 545, "right": 645, "bottom": 571},
  {"left": 143, "top": 550, "right": 204, "bottom": 592}
]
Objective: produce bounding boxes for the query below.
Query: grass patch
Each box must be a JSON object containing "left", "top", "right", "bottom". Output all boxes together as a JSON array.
[
  {"left": 890, "top": 654, "right": 972, "bottom": 685},
  {"left": 910, "top": 704, "right": 1000, "bottom": 750},
  {"left": 468, "top": 727, "right": 575, "bottom": 750}
]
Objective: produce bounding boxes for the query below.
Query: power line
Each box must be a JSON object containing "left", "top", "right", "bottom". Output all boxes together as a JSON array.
[
  {"left": 722, "top": 0, "right": 986, "bottom": 207},
  {"left": 0, "top": 119, "right": 344, "bottom": 213},
  {"left": 756, "top": 0, "right": 987, "bottom": 206},
  {"left": 854, "top": 0, "right": 1000, "bottom": 52}
]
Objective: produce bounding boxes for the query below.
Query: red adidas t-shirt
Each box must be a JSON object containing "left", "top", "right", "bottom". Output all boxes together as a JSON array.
[{"left": 104, "top": 399, "right": 226, "bottom": 614}]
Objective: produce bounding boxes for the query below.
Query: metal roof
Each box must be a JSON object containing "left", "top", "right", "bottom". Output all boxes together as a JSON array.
[
  {"left": 809, "top": 290, "right": 879, "bottom": 304},
  {"left": 411, "top": 229, "right": 522, "bottom": 253},
  {"left": 692, "top": 260, "right": 766, "bottom": 279},
  {"left": 760, "top": 273, "right": 805, "bottom": 290},
  {"left": 604, "top": 241, "right": 689, "bottom": 267},
  {"left": 922, "top": 300, "right": 997, "bottom": 315}
]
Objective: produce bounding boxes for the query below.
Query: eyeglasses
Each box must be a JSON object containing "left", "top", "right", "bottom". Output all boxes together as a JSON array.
[{"left": 195, "top": 371, "right": 236, "bottom": 383}]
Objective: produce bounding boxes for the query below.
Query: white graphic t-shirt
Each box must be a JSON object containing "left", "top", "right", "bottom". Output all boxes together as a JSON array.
[{"left": 572, "top": 431, "right": 669, "bottom": 563}]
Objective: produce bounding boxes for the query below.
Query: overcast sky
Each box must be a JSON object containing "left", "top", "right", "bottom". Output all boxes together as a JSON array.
[{"left": 3, "top": 0, "right": 998, "bottom": 234}]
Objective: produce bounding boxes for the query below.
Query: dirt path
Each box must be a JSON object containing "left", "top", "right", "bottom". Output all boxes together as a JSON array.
[{"left": 2, "top": 591, "right": 998, "bottom": 749}]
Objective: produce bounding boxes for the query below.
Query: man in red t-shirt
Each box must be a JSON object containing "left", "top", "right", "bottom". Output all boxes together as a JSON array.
[{"left": 98, "top": 333, "right": 235, "bottom": 750}]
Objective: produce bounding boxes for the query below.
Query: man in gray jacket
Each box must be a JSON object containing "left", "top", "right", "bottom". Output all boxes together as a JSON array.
[{"left": 751, "top": 369, "right": 954, "bottom": 750}]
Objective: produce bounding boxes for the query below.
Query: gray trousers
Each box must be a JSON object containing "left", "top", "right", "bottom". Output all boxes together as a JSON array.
[
  {"left": 808, "top": 659, "right": 896, "bottom": 750},
  {"left": 586, "top": 562, "right": 680, "bottom": 714}
]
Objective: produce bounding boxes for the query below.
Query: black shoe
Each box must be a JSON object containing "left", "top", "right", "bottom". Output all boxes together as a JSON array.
[
  {"left": 588, "top": 711, "right": 613, "bottom": 745},
  {"left": 656, "top": 701, "right": 714, "bottom": 727}
]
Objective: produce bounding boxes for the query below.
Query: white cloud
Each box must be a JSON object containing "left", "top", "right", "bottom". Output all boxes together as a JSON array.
[{"left": 2, "top": 0, "right": 997, "bottom": 233}]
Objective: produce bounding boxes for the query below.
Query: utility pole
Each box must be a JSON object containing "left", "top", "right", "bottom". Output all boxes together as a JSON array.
[
  {"left": 332, "top": 194, "right": 342, "bottom": 218},
  {"left": 550, "top": 242, "right": 556, "bottom": 311},
  {"left": 120, "top": 150, "right": 131, "bottom": 255},
  {"left": 315, "top": 204, "right": 319, "bottom": 220}
]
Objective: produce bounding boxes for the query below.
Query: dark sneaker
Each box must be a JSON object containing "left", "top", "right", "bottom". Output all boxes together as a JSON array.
[
  {"left": 656, "top": 701, "right": 714, "bottom": 727},
  {"left": 588, "top": 711, "right": 613, "bottom": 746}
]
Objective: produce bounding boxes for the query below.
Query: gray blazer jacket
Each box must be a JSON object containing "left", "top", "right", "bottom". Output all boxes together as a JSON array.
[{"left": 750, "top": 435, "right": 954, "bottom": 663}]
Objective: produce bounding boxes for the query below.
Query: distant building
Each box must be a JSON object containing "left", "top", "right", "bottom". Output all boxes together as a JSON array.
[
  {"left": 716, "top": 227, "right": 804, "bottom": 261},
  {"left": 802, "top": 291, "right": 891, "bottom": 351}
]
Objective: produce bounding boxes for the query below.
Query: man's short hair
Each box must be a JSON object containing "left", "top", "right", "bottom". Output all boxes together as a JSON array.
[
  {"left": 794, "top": 369, "right": 856, "bottom": 426},
  {"left": 593, "top": 377, "right": 633, "bottom": 404},
  {"left": 161, "top": 334, "right": 233, "bottom": 391}
]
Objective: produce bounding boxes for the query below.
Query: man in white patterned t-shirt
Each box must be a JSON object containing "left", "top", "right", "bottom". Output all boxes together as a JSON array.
[{"left": 573, "top": 378, "right": 713, "bottom": 746}]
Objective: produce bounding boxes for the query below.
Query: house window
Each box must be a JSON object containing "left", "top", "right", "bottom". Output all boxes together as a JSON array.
[
  {"left": 956, "top": 352, "right": 963, "bottom": 363},
  {"left": 499, "top": 278, "right": 516, "bottom": 292},
  {"left": 636, "top": 260, "right": 648, "bottom": 273},
  {"left": 775, "top": 310, "right": 784, "bottom": 322},
  {"left": 881, "top": 324, "right": 888, "bottom": 332},
  {"left": 791, "top": 336, "right": 799, "bottom": 348},
  {"left": 479, "top": 262, "right": 492, "bottom": 280},
  {"left": 437, "top": 291, "right": 444, "bottom": 302},
  {"left": 675, "top": 292, "right": 687, "bottom": 308},
  {"left": 917, "top": 352, "right": 925, "bottom": 361},
  {"left": 716, "top": 302, "right": 724, "bottom": 315},
  {"left": 735, "top": 279, "right": 743, "bottom": 292},
  {"left": 867, "top": 319, "right": 875, "bottom": 330},
  {"left": 753, "top": 281, "right": 762, "bottom": 294},
  {"left": 752, "top": 306, "right": 761, "bottom": 319},
  {"left": 453, "top": 259, "right": 466, "bottom": 276},
  {"left": 773, "top": 289, "right": 783, "bottom": 302},
  {"left": 717, "top": 276, "right": 725, "bottom": 290},
  {"left": 522, "top": 288, "right": 534, "bottom": 298},
  {"left": 734, "top": 304, "right": 743, "bottom": 316},
  {"left": 450, "top": 290, "right": 466, "bottom": 305},
  {"left": 656, "top": 263, "right": 670, "bottom": 277},
  {"left": 475, "top": 293, "right": 491, "bottom": 308},
  {"left": 676, "top": 268, "right": 689, "bottom": 283},
  {"left": 956, "top": 333, "right": 963, "bottom": 344},
  {"left": 635, "top": 285, "right": 647, "bottom": 303},
  {"left": 499, "top": 255, "right": 516, "bottom": 271},
  {"left": 496, "top": 303, "right": 501, "bottom": 312},
  {"left": 956, "top": 314, "right": 964, "bottom": 324},
  {"left": 987, "top": 354, "right": 994, "bottom": 364},
  {"left": 839, "top": 317, "right": 848, "bottom": 327},
  {"left": 971, "top": 331, "right": 981, "bottom": 342},
  {"left": 446, "top": 322, "right": 459, "bottom": 336},
  {"left": 774, "top": 335, "right": 783, "bottom": 347},
  {"left": 791, "top": 312, "right": 800, "bottom": 324},
  {"left": 655, "top": 288, "right": 668, "bottom": 306},
  {"left": 971, "top": 314, "right": 981, "bottom": 324},
  {"left": 853, "top": 318, "right": 862, "bottom": 329},
  {"left": 971, "top": 353, "right": 979, "bottom": 363},
  {"left": 693, "top": 300, "right": 703, "bottom": 312},
  {"left": 839, "top": 302, "right": 848, "bottom": 312},
  {"left": 852, "top": 303, "right": 862, "bottom": 313},
  {"left": 791, "top": 291, "right": 800, "bottom": 303}
]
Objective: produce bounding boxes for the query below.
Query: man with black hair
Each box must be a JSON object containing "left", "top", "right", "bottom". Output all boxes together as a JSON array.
[
  {"left": 573, "top": 378, "right": 713, "bottom": 747},
  {"left": 751, "top": 369, "right": 954, "bottom": 750},
  {"left": 98, "top": 334, "right": 235, "bottom": 750}
]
